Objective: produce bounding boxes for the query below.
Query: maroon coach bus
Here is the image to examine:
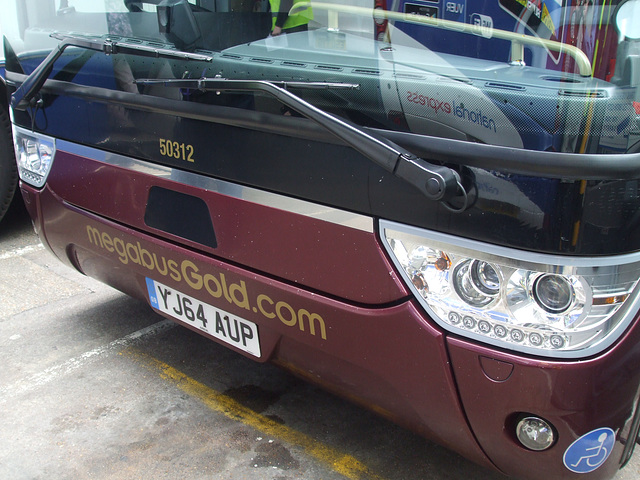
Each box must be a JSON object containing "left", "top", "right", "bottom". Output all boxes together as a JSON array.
[{"left": 2, "top": 1, "right": 640, "bottom": 478}]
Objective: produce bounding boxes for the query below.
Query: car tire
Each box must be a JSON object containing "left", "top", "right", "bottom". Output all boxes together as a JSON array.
[{"left": 0, "top": 107, "right": 17, "bottom": 223}]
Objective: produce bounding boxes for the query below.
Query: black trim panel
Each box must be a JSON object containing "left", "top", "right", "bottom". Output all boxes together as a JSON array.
[{"left": 145, "top": 186, "right": 217, "bottom": 248}]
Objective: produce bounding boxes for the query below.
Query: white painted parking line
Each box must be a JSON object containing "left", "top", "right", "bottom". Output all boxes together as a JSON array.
[
  {"left": 0, "top": 319, "right": 175, "bottom": 402},
  {"left": 0, "top": 243, "right": 45, "bottom": 260}
]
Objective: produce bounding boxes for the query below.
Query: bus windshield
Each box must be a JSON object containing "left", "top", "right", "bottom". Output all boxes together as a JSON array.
[{"left": 2, "top": 0, "right": 640, "bottom": 154}]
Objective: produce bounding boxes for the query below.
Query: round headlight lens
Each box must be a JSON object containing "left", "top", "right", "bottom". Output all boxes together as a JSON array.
[
  {"left": 470, "top": 260, "right": 501, "bottom": 296},
  {"left": 453, "top": 260, "right": 494, "bottom": 307},
  {"left": 534, "top": 274, "right": 574, "bottom": 314}
]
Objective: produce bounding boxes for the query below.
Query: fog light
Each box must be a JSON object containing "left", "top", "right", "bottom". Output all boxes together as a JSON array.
[{"left": 516, "top": 416, "right": 555, "bottom": 451}]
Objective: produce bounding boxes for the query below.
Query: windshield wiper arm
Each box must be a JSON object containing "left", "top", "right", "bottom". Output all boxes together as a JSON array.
[
  {"left": 137, "top": 77, "right": 461, "bottom": 203},
  {"left": 11, "top": 33, "right": 212, "bottom": 110}
]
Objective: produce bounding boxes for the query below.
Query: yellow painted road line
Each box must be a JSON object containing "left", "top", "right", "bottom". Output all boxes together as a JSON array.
[{"left": 126, "top": 349, "right": 385, "bottom": 480}]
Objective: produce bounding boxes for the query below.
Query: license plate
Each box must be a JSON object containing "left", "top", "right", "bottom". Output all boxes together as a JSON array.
[{"left": 145, "top": 278, "right": 261, "bottom": 357}]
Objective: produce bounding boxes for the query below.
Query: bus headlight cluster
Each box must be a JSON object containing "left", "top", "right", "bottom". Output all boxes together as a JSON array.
[
  {"left": 13, "top": 127, "right": 56, "bottom": 188},
  {"left": 381, "top": 220, "right": 640, "bottom": 358}
]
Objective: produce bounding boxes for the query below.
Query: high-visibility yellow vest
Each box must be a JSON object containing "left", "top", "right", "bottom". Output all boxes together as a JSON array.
[{"left": 270, "top": 0, "right": 313, "bottom": 30}]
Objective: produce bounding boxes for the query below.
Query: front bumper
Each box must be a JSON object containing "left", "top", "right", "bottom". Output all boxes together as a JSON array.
[{"left": 19, "top": 141, "right": 640, "bottom": 479}]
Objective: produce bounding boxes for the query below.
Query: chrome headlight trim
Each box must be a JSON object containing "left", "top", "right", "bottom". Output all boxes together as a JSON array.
[{"left": 380, "top": 219, "right": 640, "bottom": 359}]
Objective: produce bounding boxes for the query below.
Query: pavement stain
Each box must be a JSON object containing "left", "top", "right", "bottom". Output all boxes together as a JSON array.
[
  {"left": 227, "top": 428, "right": 253, "bottom": 452},
  {"left": 126, "top": 348, "right": 387, "bottom": 480},
  {"left": 93, "top": 405, "right": 120, "bottom": 420},
  {"left": 223, "top": 384, "right": 283, "bottom": 414},
  {"left": 50, "top": 413, "right": 83, "bottom": 433},
  {"left": 253, "top": 441, "right": 300, "bottom": 470}
]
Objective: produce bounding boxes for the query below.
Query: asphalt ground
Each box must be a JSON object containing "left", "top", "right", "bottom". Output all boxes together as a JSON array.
[{"left": 1, "top": 196, "right": 640, "bottom": 480}]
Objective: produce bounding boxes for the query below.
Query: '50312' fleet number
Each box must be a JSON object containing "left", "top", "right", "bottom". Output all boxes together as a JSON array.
[{"left": 159, "top": 138, "right": 195, "bottom": 162}]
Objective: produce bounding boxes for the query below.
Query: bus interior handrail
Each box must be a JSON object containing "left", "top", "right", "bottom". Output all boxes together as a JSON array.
[{"left": 290, "top": 2, "right": 593, "bottom": 77}]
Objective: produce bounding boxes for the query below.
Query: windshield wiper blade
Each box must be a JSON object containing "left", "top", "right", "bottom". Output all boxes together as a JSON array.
[
  {"left": 268, "top": 81, "right": 360, "bottom": 90},
  {"left": 11, "top": 33, "right": 212, "bottom": 110},
  {"left": 137, "top": 77, "right": 461, "bottom": 203}
]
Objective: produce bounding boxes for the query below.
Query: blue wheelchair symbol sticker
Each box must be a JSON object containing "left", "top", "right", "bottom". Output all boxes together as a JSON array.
[{"left": 563, "top": 427, "right": 615, "bottom": 474}]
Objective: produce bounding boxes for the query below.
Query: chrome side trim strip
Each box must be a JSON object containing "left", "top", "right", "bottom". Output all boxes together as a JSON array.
[{"left": 56, "top": 138, "right": 374, "bottom": 233}]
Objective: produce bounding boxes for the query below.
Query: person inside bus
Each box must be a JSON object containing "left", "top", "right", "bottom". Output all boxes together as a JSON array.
[{"left": 268, "top": 0, "right": 313, "bottom": 36}]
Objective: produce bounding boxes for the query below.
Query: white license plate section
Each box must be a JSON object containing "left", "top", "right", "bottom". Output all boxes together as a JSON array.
[{"left": 146, "top": 278, "right": 261, "bottom": 357}]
